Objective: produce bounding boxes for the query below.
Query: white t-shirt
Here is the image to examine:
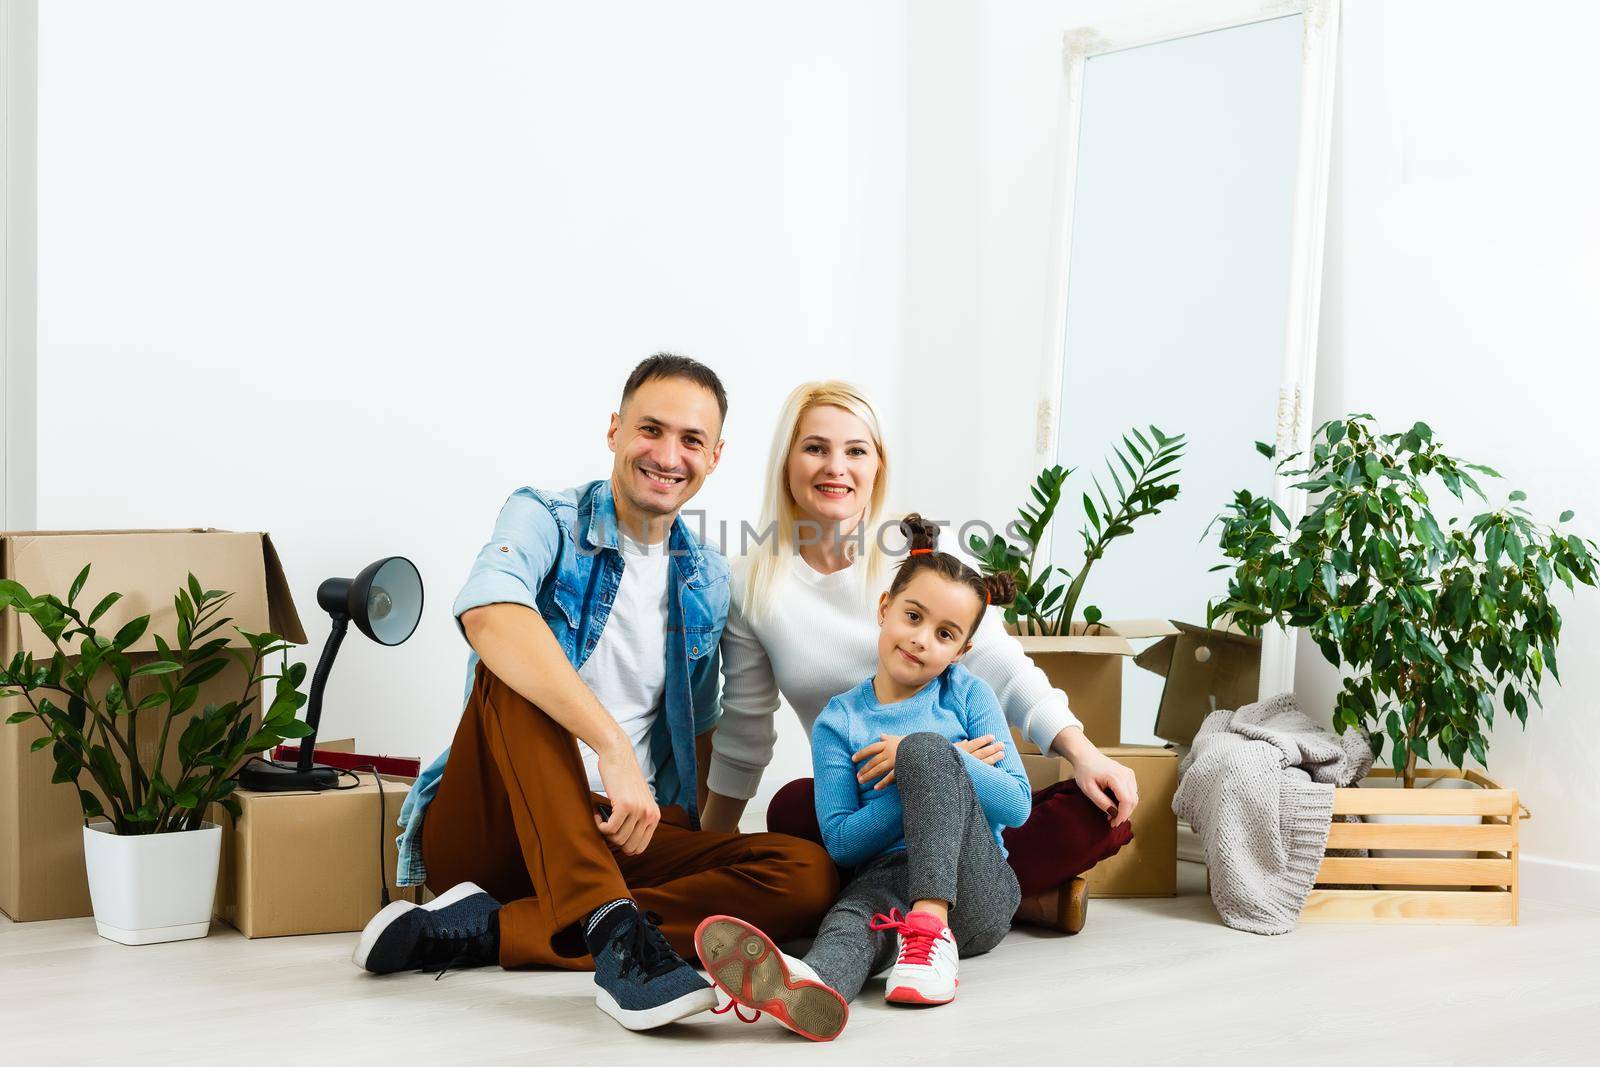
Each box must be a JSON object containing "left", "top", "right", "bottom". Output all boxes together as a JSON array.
[{"left": 575, "top": 534, "right": 671, "bottom": 795}]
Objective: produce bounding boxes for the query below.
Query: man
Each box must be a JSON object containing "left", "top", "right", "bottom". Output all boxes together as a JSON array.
[{"left": 354, "top": 355, "right": 838, "bottom": 1032}]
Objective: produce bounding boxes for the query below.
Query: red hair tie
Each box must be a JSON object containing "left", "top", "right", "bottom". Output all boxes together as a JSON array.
[
  {"left": 908, "top": 547, "right": 933, "bottom": 556},
  {"left": 985, "top": 589, "right": 991, "bottom": 605}
]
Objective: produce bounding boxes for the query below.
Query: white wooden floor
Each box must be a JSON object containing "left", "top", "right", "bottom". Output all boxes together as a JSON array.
[{"left": 5, "top": 861, "right": 1598, "bottom": 1065}]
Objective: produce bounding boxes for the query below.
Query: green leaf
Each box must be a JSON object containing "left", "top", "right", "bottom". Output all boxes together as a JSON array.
[
  {"left": 86, "top": 591, "right": 122, "bottom": 626},
  {"left": 130, "top": 660, "right": 182, "bottom": 678},
  {"left": 1254, "top": 441, "right": 1275, "bottom": 459},
  {"left": 1508, "top": 490, "right": 1527, "bottom": 502},
  {"left": 68, "top": 565, "right": 91, "bottom": 606},
  {"left": 78, "top": 790, "right": 105, "bottom": 820},
  {"left": 1559, "top": 510, "right": 1575, "bottom": 523},
  {"left": 113, "top": 616, "right": 150, "bottom": 651},
  {"left": 181, "top": 658, "right": 229, "bottom": 690}
]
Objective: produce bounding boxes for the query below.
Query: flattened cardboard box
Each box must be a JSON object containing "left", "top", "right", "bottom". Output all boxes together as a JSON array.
[
  {"left": 1019, "top": 738, "right": 1178, "bottom": 898},
  {"left": 1133, "top": 621, "right": 1261, "bottom": 746},
  {"left": 213, "top": 767, "right": 422, "bottom": 938},
  {"left": 0, "top": 530, "right": 305, "bottom": 922},
  {"left": 1010, "top": 619, "right": 1180, "bottom": 749}
]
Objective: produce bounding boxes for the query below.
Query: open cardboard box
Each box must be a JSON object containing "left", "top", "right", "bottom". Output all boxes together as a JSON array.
[
  {"left": 213, "top": 739, "right": 424, "bottom": 938},
  {"left": 1132, "top": 621, "right": 1261, "bottom": 746},
  {"left": 1018, "top": 731, "right": 1178, "bottom": 898},
  {"left": 1009, "top": 618, "right": 1180, "bottom": 749},
  {"left": 0, "top": 530, "right": 306, "bottom": 922}
]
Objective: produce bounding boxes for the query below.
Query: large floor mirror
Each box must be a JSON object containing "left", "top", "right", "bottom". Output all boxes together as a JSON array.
[{"left": 1038, "top": 1, "right": 1338, "bottom": 743}]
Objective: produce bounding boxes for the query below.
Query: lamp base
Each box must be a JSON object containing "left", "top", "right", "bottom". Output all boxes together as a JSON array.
[{"left": 237, "top": 759, "right": 341, "bottom": 792}]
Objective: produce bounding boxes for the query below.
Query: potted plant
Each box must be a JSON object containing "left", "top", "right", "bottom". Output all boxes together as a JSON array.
[
  {"left": 969, "top": 425, "right": 1186, "bottom": 635},
  {"left": 966, "top": 426, "right": 1186, "bottom": 745},
  {"left": 1206, "top": 415, "right": 1596, "bottom": 923},
  {"left": 1209, "top": 415, "right": 1595, "bottom": 786},
  {"left": 0, "top": 568, "right": 311, "bottom": 944}
]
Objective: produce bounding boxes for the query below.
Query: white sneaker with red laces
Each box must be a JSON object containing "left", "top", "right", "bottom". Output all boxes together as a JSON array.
[{"left": 874, "top": 908, "right": 959, "bottom": 1005}]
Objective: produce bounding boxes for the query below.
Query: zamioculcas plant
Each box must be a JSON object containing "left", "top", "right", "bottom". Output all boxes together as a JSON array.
[
  {"left": 0, "top": 568, "right": 311, "bottom": 833},
  {"left": 1207, "top": 415, "right": 1597, "bottom": 788},
  {"left": 969, "top": 426, "right": 1186, "bottom": 635}
]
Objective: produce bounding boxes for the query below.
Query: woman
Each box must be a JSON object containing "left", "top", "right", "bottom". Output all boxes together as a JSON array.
[{"left": 700, "top": 380, "right": 1138, "bottom": 924}]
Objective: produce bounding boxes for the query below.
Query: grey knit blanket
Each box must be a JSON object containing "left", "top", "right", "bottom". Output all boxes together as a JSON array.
[{"left": 1173, "top": 693, "right": 1373, "bottom": 934}]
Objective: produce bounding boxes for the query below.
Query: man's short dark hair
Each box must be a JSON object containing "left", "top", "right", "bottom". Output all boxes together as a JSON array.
[{"left": 620, "top": 353, "right": 729, "bottom": 428}]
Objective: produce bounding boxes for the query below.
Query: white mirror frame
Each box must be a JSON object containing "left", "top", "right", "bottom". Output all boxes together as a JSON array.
[{"left": 1034, "top": 0, "right": 1339, "bottom": 700}]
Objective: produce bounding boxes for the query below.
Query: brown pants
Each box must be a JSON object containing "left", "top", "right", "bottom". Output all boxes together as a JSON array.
[{"left": 421, "top": 664, "right": 839, "bottom": 970}]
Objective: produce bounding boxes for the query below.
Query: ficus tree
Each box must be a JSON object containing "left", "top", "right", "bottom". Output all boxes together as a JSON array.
[
  {"left": 0, "top": 568, "right": 311, "bottom": 833},
  {"left": 1207, "top": 415, "right": 1596, "bottom": 787}
]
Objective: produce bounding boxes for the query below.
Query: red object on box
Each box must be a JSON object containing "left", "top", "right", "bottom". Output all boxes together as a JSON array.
[{"left": 271, "top": 745, "right": 422, "bottom": 779}]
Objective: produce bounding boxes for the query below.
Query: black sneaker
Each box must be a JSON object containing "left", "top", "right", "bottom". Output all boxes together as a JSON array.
[
  {"left": 353, "top": 881, "right": 501, "bottom": 976},
  {"left": 590, "top": 907, "right": 717, "bottom": 1030}
]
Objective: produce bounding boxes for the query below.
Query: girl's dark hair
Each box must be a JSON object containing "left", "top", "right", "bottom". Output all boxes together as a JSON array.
[{"left": 886, "top": 514, "right": 1017, "bottom": 637}]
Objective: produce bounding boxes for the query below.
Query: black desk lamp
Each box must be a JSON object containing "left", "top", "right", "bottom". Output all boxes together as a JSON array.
[{"left": 239, "top": 556, "right": 424, "bottom": 792}]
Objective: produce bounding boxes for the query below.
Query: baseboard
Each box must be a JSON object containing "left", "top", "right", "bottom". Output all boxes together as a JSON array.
[
  {"left": 1519, "top": 854, "right": 1600, "bottom": 912},
  {"left": 1177, "top": 820, "right": 1203, "bottom": 864}
]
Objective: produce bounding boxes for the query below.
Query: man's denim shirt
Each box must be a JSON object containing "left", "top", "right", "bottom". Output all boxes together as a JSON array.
[{"left": 395, "top": 480, "right": 729, "bottom": 886}]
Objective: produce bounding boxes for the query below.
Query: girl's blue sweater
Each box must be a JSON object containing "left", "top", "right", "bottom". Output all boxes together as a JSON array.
[{"left": 811, "top": 663, "right": 1033, "bottom": 868}]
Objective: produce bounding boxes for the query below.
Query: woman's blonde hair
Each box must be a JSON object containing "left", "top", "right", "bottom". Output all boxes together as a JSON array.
[{"left": 740, "top": 380, "right": 893, "bottom": 620}]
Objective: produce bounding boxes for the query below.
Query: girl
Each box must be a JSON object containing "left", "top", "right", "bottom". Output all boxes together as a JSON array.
[{"left": 694, "top": 516, "right": 1030, "bottom": 1041}]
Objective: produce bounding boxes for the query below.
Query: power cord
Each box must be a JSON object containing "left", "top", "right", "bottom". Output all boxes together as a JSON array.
[{"left": 334, "top": 765, "right": 391, "bottom": 909}]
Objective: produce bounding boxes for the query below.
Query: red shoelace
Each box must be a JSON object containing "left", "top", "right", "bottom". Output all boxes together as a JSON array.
[
  {"left": 868, "top": 908, "right": 938, "bottom": 967},
  {"left": 712, "top": 999, "right": 762, "bottom": 1023}
]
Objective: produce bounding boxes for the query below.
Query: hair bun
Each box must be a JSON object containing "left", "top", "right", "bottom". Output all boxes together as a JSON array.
[
  {"left": 899, "top": 513, "right": 941, "bottom": 554},
  {"left": 984, "top": 572, "right": 1017, "bottom": 608}
]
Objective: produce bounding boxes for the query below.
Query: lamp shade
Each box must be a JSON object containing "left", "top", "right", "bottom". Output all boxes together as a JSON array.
[
  {"left": 342, "top": 556, "right": 423, "bottom": 645},
  {"left": 314, "top": 556, "right": 424, "bottom": 644}
]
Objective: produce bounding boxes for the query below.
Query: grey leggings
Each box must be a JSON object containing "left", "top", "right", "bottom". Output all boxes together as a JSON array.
[{"left": 803, "top": 731, "right": 1022, "bottom": 1002}]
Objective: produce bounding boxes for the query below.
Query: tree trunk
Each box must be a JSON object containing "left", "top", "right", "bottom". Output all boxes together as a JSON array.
[{"left": 1402, "top": 700, "right": 1427, "bottom": 790}]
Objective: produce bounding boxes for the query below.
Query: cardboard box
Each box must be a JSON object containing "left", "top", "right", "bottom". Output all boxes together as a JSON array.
[
  {"left": 0, "top": 530, "right": 305, "bottom": 922},
  {"left": 213, "top": 766, "right": 421, "bottom": 938},
  {"left": 1020, "top": 739, "right": 1179, "bottom": 898},
  {"left": 1133, "top": 621, "right": 1261, "bottom": 746},
  {"left": 1010, "top": 618, "right": 1180, "bottom": 749}
]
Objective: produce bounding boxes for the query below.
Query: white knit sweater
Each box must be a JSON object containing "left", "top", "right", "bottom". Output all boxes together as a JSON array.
[{"left": 706, "top": 555, "right": 1083, "bottom": 801}]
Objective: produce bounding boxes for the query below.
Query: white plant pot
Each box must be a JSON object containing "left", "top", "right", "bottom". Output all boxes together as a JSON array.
[
  {"left": 1361, "top": 776, "right": 1482, "bottom": 860},
  {"left": 82, "top": 821, "right": 222, "bottom": 945}
]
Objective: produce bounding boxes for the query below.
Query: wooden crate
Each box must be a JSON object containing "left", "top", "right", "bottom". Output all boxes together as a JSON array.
[{"left": 1300, "top": 768, "right": 1528, "bottom": 926}]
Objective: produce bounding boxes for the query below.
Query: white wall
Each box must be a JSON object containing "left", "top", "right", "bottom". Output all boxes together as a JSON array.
[
  {"left": 36, "top": 0, "right": 908, "bottom": 806},
  {"left": 901, "top": 0, "right": 1600, "bottom": 898},
  {"left": 36, "top": 1, "right": 1600, "bottom": 896}
]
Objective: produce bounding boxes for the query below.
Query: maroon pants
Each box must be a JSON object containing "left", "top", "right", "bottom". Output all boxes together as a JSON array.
[{"left": 767, "top": 776, "right": 1132, "bottom": 898}]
